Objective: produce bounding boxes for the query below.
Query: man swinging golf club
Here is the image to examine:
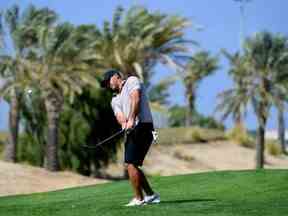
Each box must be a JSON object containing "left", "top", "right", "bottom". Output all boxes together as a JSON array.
[{"left": 101, "top": 69, "right": 160, "bottom": 206}]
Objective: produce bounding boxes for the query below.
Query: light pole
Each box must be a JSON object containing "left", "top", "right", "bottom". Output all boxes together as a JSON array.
[{"left": 234, "top": 0, "right": 252, "bottom": 53}]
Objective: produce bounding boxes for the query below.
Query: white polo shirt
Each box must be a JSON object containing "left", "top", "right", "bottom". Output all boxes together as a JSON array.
[{"left": 111, "top": 76, "right": 153, "bottom": 125}]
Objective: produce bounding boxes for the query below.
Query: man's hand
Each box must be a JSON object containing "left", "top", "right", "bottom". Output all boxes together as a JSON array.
[
  {"left": 121, "top": 118, "right": 134, "bottom": 130},
  {"left": 116, "top": 112, "right": 127, "bottom": 129},
  {"left": 126, "top": 118, "right": 134, "bottom": 130}
]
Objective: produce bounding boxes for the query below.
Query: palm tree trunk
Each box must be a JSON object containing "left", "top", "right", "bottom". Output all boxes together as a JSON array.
[
  {"left": 185, "top": 87, "right": 195, "bottom": 127},
  {"left": 4, "top": 89, "right": 19, "bottom": 162},
  {"left": 256, "top": 116, "right": 266, "bottom": 169},
  {"left": 37, "top": 131, "right": 46, "bottom": 167},
  {"left": 44, "top": 96, "right": 61, "bottom": 171},
  {"left": 277, "top": 106, "right": 286, "bottom": 154},
  {"left": 235, "top": 108, "right": 245, "bottom": 129}
]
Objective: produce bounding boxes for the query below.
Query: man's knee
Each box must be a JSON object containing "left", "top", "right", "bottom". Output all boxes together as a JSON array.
[{"left": 126, "top": 163, "right": 139, "bottom": 171}]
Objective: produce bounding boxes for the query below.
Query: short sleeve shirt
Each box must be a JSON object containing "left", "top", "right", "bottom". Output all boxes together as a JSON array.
[{"left": 111, "top": 76, "right": 153, "bottom": 124}]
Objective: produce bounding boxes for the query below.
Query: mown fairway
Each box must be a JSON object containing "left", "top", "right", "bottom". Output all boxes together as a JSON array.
[{"left": 0, "top": 169, "right": 287, "bottom": 216}]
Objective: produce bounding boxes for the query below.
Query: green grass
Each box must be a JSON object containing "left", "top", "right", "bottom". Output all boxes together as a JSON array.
[{"left": 0, "top": 170, "right": 287, "bottom": 216}]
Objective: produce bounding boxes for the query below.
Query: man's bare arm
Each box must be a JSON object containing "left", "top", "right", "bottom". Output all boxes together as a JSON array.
[
  {"left": 126, "top": 89, "right": 140, "bottom": 128},
  {"left": 115, "top": 112, "right": 127, "bottom": 129}
]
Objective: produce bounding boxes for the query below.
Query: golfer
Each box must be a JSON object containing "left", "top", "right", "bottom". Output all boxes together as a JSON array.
[{"left": 101, "top": 69, "right": 160, "bottom": 206}]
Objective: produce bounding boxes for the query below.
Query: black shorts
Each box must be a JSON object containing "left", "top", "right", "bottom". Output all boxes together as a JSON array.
[{"left": 124, "top": 122, "right": 154, "bottom": 166}]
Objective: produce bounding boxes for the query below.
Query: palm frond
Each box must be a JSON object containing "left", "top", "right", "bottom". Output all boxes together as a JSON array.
[
  {"left": 0, "top": 11, "right": 4, "bottom": 48},
  {"left": 4, "top": 5, "right": 19, "bottom": 34}
]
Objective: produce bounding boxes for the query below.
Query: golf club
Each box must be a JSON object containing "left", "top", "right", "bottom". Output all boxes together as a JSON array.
[{"left": 82, "top": 127, "right": 134, "bottom": 150}]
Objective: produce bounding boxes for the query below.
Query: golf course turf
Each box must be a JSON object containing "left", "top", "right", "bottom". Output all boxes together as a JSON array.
[{"left": 0, "top": 169, "right": 287, "bottom": 216}]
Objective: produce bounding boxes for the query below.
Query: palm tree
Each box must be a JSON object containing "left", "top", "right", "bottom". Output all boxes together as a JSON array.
[
  {"left": 217, "top": 32, "right": 288, "bottom": 169},
  {"left": 0, "top": 57, "right": 20, "bottom": 162},
  {"left": 228, "top": 0, "right": 253, "bottom": 131},
  {"left": 221, "top": 50, "right": 248, "bottom": 129},
  {"left": 184, "top": 51, "right": 218, "bottom": 126},
  {"left": 277, "top": 100, "right": 286, "bottom": 154},
  {"left": 0, "top": 11, "right": 3, "bottom": 47},
  {"left": 89, "top": 6, "right": 193, "bottom": 84},
  {"left": 148, "top": 76, "right": 175, "bottom": 106},
  {"left": 28, "top": 23, "right": 98, "bottom": 171},
  {"left": 1, "top": 6, "right": 97, "bottom": 171},
  {"left": 87, "top": 6, "right": 194, "bottom": 132},
  {"left": 0, "top": 5, "right": 57, "bottom": 162},
  {"left": 269, "top": 35, "right": 288, "bottom": 154}
]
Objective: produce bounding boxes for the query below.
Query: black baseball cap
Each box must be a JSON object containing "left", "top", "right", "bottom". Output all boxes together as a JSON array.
[{"left": 100, "top": 69, "right": 120, "bottom": 88}]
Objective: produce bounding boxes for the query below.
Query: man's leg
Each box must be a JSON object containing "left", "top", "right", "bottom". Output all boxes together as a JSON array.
[
  {"left": 137, "top": 167, "right": 154, "bottom": 196},
  {"left": 127, "top": 163, "right": 144, "bottom": 200}
]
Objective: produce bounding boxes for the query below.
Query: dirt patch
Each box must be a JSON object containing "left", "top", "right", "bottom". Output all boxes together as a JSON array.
[
  {"left": 0, "top": 160, "right": 108, "bottom": 197},
  {"left": 104, "top": 141, "right": 288, "bottom": 176}
]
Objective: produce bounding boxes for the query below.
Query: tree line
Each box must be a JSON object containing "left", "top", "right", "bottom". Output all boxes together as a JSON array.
[{"left": 0, "top": 4, "right": 287, "bottom": 174}]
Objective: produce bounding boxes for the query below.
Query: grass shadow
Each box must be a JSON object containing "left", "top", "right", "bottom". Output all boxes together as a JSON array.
[
  {"left": 94, "top": 173, "right": 128, "bottom": 181},
  {"left": 160, "top": 198, "right": 217, "bottom": 205}
]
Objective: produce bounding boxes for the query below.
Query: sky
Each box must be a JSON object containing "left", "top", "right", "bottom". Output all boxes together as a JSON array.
[{"left": 0, "top": 0, "right": 287, "bottom": 130}]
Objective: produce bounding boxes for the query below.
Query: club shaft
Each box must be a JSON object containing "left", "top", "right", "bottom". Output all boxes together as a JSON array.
[{"left": 83, "top": 129, "right": 125, "bottom": 149}]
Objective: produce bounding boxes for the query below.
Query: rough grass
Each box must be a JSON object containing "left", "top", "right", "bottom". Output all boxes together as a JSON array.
[
  {"left": 226, "top": 125, "right": 255, "bottom": 148},
  {"left": 158, "top": 127, "right": 226, "bottom": 145},
  {"left": 265, "top": 139, "right": 282, "bottom": 156},
  {"left": 0, "top": 131, "right": 8, "bottom": 141},
  {"left": 0, "top": 131, "right": 7, "bottom": 159},
  {"left": 227, "top": 127, "right": 283, "bottom": 156},
  {"left": 0, "top": 169, "right": 287, "bottom": 216}
]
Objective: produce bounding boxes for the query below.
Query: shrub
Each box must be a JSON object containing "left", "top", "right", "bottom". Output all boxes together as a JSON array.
[
  {"left": 226, "top": 124, "right": 255, "bottom": 148},
  {"left": 0, "top": 140, "right": 4, "bottom": 159},
  {"left": 266, "top": 140, "right": 282, "bottom": 156},
  {"left": 173, "top": 149, "right": 194, "bottom": 161},
  {"left": 190, "top": 128, "right": 207, "bottom": 143},
  {"left": 168, "top": 105, "right": 225, "bottom": 130},
  {"left": 0, "top": 131, "right": 8, "bottom": 142},
  {"left": 17, "top": 133, "right": 44, "bottom": 166}
]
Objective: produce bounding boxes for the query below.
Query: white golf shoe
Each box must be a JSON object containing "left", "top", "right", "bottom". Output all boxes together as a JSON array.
[
  {"left": 125, "top": 198, "right": 146, "bottom": 207},
  {"left": 144, "top": 193, "right": 160, "bottom": 204}
]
